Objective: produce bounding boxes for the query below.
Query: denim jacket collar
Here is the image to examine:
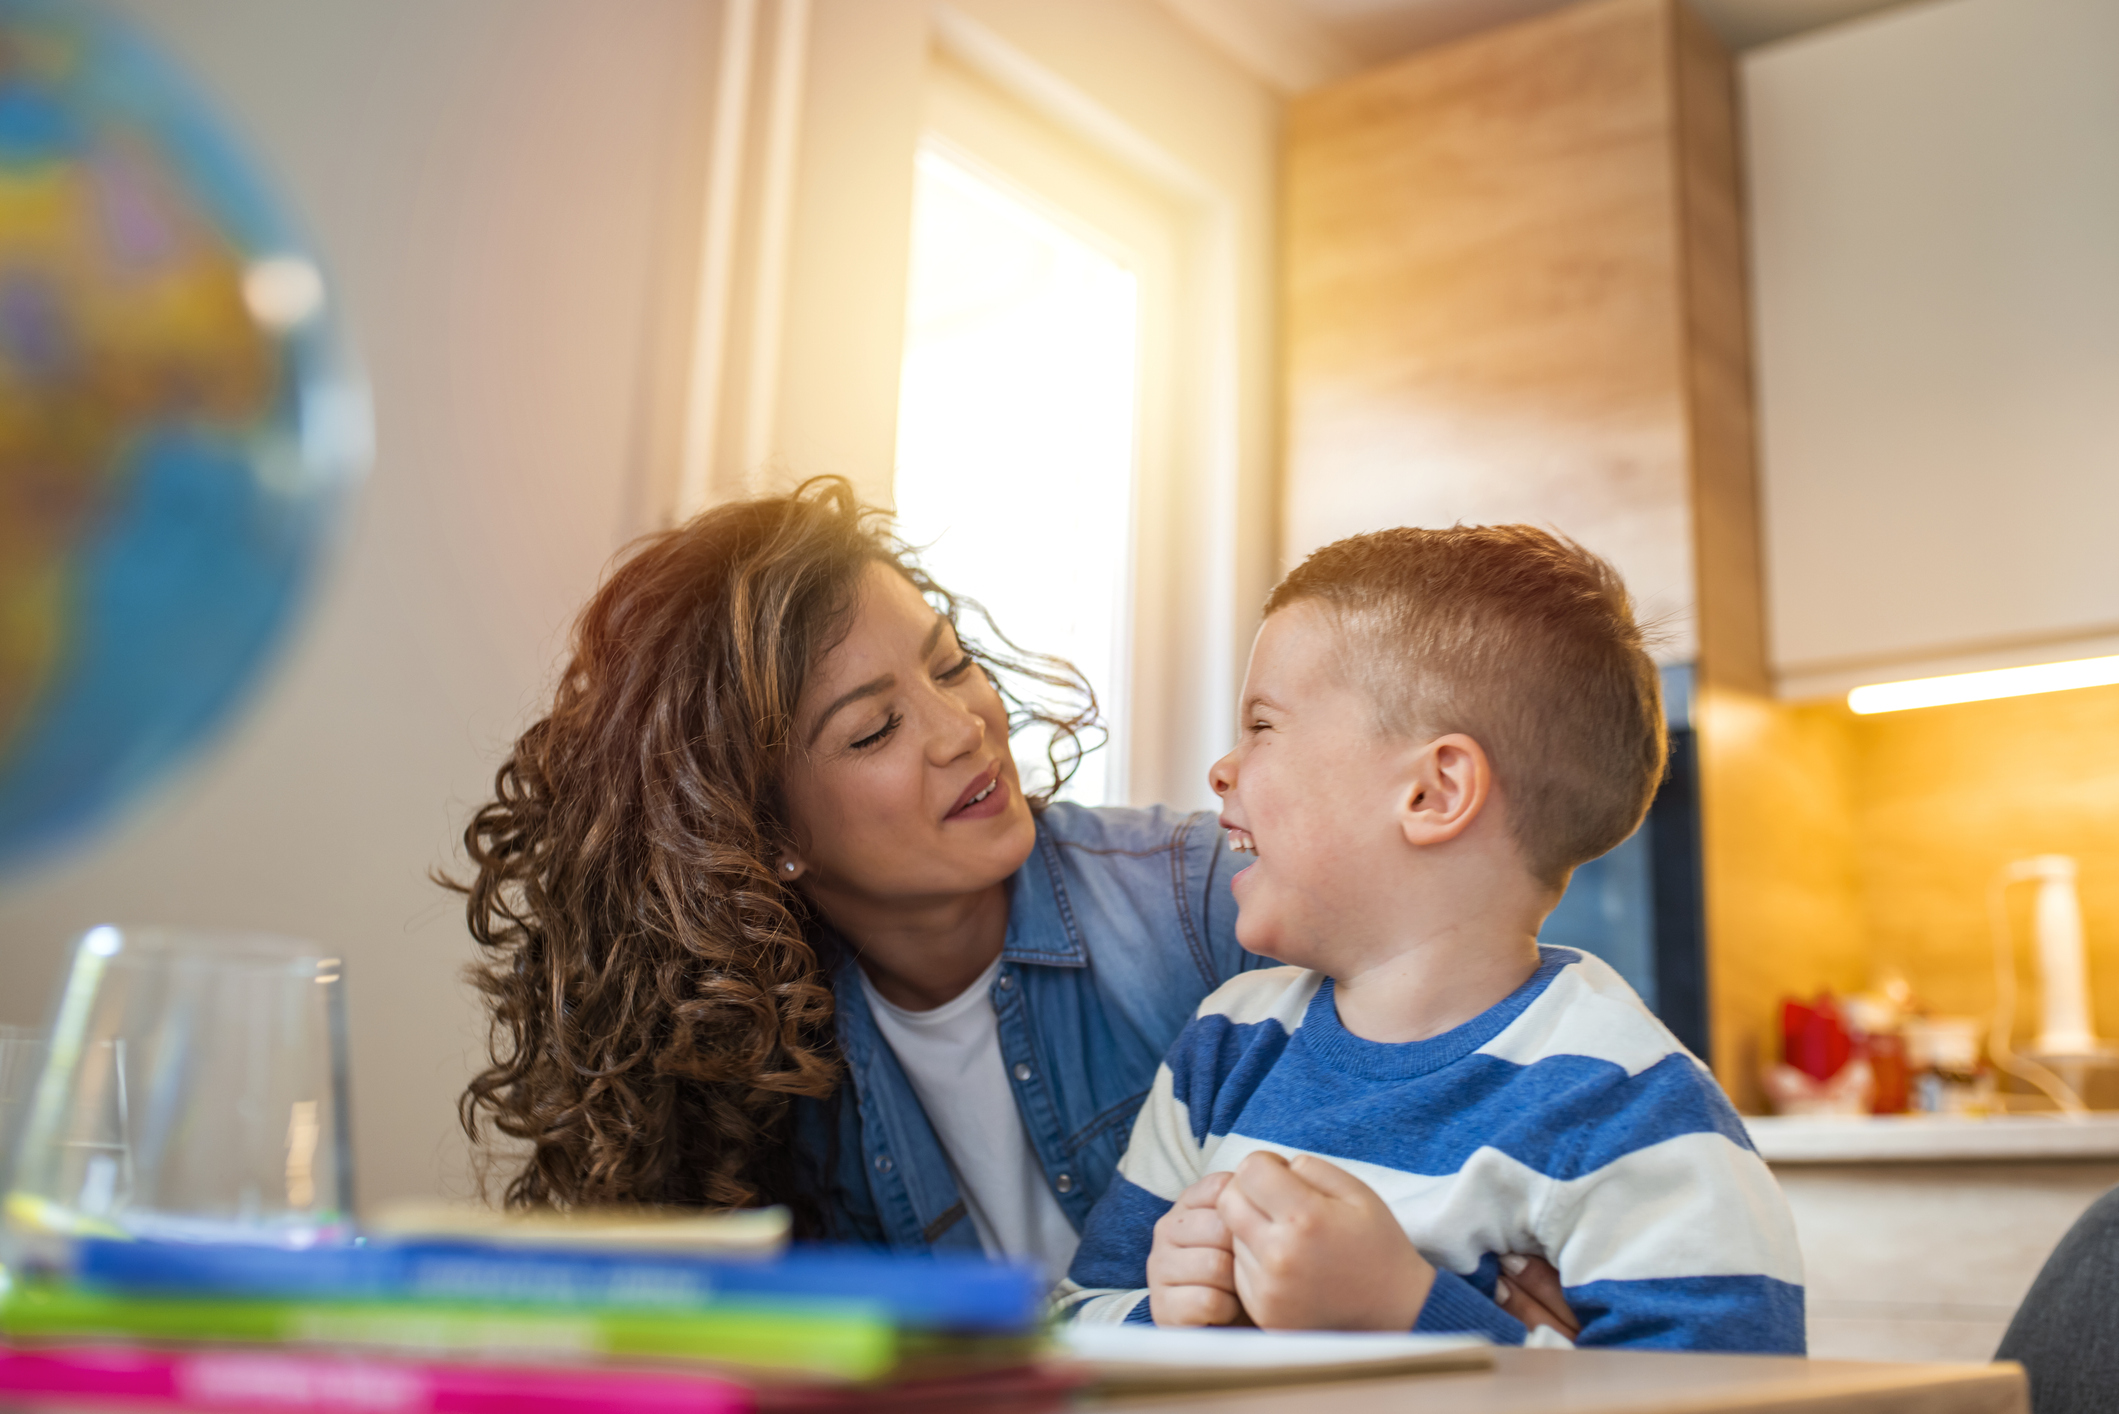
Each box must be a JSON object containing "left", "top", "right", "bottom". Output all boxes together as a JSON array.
[{"left": 1002, "top": 825, "right": 1088, "bottom": 968}]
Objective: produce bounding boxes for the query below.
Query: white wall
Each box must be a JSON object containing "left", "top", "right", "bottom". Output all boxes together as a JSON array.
[
  {"left": 1746, "top": 0, "right": 2119, "bottom": 698},
  {"left": 0, "top": 1, "right": 719, "bottom": 1206}
]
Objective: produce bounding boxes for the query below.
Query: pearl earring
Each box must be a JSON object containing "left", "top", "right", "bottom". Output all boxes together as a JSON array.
[{"left": 783, "top": 861, "right": 798, "bottom": 874}]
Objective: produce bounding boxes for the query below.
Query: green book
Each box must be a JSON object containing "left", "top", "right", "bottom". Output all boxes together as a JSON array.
[{"left": 0, "top": 1284, "right": 902, "bottom": 1382}]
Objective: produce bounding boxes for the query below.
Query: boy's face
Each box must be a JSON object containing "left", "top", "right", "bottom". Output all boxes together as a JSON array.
[{"left": 1208, "top": 602, "right": 1419, "bottom": 967}]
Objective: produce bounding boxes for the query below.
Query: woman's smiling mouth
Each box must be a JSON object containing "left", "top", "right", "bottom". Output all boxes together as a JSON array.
[{"left": 946, "top": 765, "right": 1007, "bottom": 821}]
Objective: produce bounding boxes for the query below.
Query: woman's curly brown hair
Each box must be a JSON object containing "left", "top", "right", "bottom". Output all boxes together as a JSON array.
[{"left": 450, "top": 477, "right": 1095, "bottom": 1219}]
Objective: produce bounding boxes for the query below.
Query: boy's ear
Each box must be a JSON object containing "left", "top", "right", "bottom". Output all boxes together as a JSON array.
[{"left": 1398, "top": 733, "right": 1492, "bottom": 848}]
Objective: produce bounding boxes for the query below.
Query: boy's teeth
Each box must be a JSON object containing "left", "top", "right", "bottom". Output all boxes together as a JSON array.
[{"left": 1227, "top": 829, "right": 1257, "bottom": 855}]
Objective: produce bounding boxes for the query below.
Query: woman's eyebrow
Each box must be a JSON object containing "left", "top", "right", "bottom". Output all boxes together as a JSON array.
[
  {"left": 805, "top": 620, "right": 949, "bottom": 745},
  {"left": 809, "top": 674, "right": 894, "bottom": 745}
]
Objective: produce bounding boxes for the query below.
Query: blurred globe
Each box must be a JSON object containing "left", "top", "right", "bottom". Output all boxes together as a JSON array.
[{"left": 0, "top": 0, "right": 367, "bottom": 875}]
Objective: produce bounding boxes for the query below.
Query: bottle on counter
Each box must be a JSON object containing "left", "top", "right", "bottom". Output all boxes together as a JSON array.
[{"left": 1843, "top": 990, "right": 1909, "bottom": 1116}]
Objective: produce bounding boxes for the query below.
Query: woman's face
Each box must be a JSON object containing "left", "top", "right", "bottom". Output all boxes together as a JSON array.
[{"left": 781, "top": 561, "right": 1037, "bottom": 908}]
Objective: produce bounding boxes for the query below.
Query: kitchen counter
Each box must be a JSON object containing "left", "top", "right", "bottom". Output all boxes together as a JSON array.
[
  {"left": 1747, "top": 1112, "right": 2119, "bottom": 1163},
  {"left": 1746, "top": 1114, "right": 2119, "bottom": 1363}
]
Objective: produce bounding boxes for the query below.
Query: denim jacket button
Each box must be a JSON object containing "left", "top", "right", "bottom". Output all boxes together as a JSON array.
[
  {"left": 1055, "top": 1172, "right": 1075, "bottom": 1194},
  {"left": 873, "top": 1154, "right": 894, "bottom": 1174},
  {"left": 997, "top": 972, "right": 1015, "bottom": 990},
  {"left": 1012, "top": 1062, "right": 1034, "bottom": 1082}
]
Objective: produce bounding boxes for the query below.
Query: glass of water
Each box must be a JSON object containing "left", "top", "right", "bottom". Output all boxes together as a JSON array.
[{"left": 4, "top": 928, "right": 354, "bottom": 1252}]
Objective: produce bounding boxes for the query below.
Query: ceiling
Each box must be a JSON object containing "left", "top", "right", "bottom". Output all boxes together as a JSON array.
[{"left": 1155, "top": 0, "right": 1936, "bottom": 92}]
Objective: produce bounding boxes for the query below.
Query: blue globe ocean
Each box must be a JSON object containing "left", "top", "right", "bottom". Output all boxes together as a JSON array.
[{"left": 0, "top": 0, "right": 366, "bottom": 874}]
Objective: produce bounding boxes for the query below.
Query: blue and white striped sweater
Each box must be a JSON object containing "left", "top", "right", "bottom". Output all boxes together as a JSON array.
[{"left": 1059, "top": 947, "right": 1806, "bottom": 1353}]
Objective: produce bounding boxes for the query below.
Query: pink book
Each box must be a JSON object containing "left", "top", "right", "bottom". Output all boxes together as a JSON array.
[{"left": 0, "top": 1346, "right": 754, "bottom": 1414}]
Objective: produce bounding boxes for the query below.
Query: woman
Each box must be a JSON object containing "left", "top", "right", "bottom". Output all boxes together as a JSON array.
[{"left": 454, "top": 479, "right": 1576, "bottom": 1333}]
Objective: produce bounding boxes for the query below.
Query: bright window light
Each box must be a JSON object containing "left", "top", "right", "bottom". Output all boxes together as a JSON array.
[
  {"left": 1846, "top": 655, "right": 2119, "bottom": 715},
  {"left": 894, "top": 148, "right": 1141, "bottom": 805}
]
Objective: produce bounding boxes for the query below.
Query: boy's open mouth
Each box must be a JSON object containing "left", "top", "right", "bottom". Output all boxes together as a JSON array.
[{"left": 1226, "top": 827, "right": 1258, "bottom": 855}]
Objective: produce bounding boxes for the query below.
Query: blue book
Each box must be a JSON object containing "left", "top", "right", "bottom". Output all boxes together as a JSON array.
[{"left": 67, "top": 1238, "right": 1046, "bottom": 1335}]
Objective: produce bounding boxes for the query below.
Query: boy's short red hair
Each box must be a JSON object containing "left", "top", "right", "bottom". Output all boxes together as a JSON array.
[{"left": 1266, "top": 525, "right": 1666, "bottom": 889}]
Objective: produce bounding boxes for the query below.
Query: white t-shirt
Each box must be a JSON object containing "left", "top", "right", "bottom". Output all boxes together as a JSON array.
[{"left": 858, "top": 955, "right": 1080, "bottom": 1277}]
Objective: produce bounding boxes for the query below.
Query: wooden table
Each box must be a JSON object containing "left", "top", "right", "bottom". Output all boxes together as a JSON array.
[{"left": 1097, "top": 1348, "right": 2027, "bottom": 1414}]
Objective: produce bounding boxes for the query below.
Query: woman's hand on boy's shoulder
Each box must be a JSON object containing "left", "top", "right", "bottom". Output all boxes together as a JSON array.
[
  {"left": 1148, "top": 1171, "right": 1247, "bottom": 1326},
  {"left": 1215, "top": 1151, "right": 1435, "bottom": 1331}
]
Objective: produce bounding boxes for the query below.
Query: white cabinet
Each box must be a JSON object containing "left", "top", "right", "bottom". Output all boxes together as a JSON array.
[{"left": 1743, "top": 0, "right": 2119, "bottom": 700}]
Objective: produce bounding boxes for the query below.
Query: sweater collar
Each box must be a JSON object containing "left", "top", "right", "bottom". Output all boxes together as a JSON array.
[{"left": 1294, "top": 947, "right": 1576, "bottom": 1081}]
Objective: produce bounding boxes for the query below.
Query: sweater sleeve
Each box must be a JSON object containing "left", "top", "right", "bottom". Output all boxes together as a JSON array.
[
  {"left": 1535, "top": 1061, "right": 1808, "bottom": 1353},
  {"left": 1415, "top": 1268, "right": 1531, "bottom": 1343}
]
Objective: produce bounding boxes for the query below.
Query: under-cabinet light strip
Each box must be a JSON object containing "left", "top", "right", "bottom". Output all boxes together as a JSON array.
[{"left": 1847, "top": 654, "right": 2119, "bottom": 715}]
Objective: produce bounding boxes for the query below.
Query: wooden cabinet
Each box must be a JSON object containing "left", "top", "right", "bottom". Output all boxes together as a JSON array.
[
  {"left": 1284, "top": 0, "right": 1763, "bottom": 689},
  {"left": 1283, "top": 0, "right": 1815, "bottom": 1096}
]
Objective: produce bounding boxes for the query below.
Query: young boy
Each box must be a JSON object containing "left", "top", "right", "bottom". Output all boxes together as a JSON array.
[{"left": 1059, "top": 527, "right": 1804, "bottom": 1352}]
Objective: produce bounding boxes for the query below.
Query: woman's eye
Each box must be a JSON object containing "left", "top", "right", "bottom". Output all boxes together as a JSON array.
[
  {"left": 938, "top": 653, "right": 976, "bottom": 681},
  {"left": 850, "top": 712, "right": 902, "bottom": 750}
]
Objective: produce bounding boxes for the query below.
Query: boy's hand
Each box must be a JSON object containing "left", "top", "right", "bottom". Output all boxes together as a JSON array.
[
  {"left": 1148, "top": 1171, "right": 1246, "bottom": 1326},
  {"left": 1216, "top": 1151, "right": 1434, "bottom": 1330}
]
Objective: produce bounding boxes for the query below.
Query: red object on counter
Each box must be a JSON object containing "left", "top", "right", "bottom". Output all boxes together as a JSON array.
[{"left": 1782, "top": 995, "right": 1854, "bottom": 1082}]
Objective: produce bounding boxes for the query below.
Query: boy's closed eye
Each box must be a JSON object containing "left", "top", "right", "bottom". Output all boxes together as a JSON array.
[{"left": 1241, "top": 693, "right": 1283, "bottom": 732}]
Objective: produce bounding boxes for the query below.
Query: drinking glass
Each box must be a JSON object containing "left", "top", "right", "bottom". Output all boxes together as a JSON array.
[
  {"left": 0, "top": 1025, "right": 45, "bottom": 1181},
  {"left": 4, "top": 928, "right": 354, "bottom": 1251}
]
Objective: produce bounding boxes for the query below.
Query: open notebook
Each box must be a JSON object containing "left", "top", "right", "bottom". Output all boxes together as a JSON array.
[{"left": 1058, "top": 1325, "right": 1493, "bottom": 1394}]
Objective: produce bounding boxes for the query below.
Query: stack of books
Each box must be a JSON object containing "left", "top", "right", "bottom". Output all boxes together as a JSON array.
[{"left": 0, "top": 1218, "right": 1073, "bottom": 1412}]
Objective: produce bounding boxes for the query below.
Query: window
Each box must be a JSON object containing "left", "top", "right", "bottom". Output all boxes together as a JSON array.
[
  {"left": 893, "top": 148, "right": 1141, "bottom": 804},
  {"left": 672, "top": 4, "right": 1278, "bottom": 808},
  {"left": 890, "top": 51, "right": 1195, "bottom": 808}
]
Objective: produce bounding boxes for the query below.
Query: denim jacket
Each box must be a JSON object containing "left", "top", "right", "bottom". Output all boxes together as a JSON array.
[{"left": 794, "top": 802, "right": 1261, "bottom": 1253}]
